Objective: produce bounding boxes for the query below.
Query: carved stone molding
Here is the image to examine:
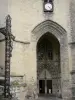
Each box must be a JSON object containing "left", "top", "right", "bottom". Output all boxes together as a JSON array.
[{"left": 31, "top": 20, "right": 67, "bottom": 43}]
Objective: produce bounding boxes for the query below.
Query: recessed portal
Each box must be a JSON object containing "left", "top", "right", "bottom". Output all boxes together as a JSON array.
[{"left": 37, "top": 33, "right": 61, "bottom": 95}]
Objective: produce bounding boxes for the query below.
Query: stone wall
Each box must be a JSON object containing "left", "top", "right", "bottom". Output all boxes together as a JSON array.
[{"left": 70, "top": 0, "right": 75, "bottom": 99}]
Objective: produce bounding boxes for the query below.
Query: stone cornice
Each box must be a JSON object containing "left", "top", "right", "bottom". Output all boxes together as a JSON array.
[
  {"left": 0, "top": 38, "right": 30, "bottom": 44},
  {"left": 70, "top": 70, "right": 75, "bottom": 75},
  {"left": 0, "top": 75, "right": 24, "bottom": 78},
  {"left": 69, "top": 42, "right": 75, "bottom": 44},
  {"left": 14, "top": 39, "right": 30, "bottom": 44},
  {"left": 10, "top": 75, "right": 23, "bottom": 77}
]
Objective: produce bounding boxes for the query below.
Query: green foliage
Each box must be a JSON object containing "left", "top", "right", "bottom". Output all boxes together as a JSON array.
[
  {"left": 11, "top": 80, "right": 27, "bottom": 88},
  {"left": 11, "top": 80, "right": 20, "bottom": 87}
]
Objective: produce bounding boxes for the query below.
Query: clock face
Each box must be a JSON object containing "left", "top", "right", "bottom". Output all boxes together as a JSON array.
[{"left": 45, "top": 3, "right": 52, "bottom": 11}]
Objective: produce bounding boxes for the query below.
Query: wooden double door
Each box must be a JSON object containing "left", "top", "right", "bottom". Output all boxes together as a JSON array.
[{"left": 39, "top": 80, "right": 52, "bottom": 94}]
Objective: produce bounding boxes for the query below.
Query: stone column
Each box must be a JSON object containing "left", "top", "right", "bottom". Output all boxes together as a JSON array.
[
  {"left": 70, "top": 0, "right": 75, "bottom": 99},
  {"left": 61, "top": 62, "right": 71, "bottom": 100},
  {"left": 70, "top": 44, "right": 75, "bottom": 100},
  {"left": 71, "top": 71, "right": 75, "bottom": 100},
  {"left": 60, "top": 36, "right": 72, "bottom": 100}
]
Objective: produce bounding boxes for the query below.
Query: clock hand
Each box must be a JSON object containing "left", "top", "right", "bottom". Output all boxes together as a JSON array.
[
  {"left": 48, "top": 5, "right": 52, "bottom": 9},
  {"left": 48, "top": 6, "right": 50, "bottom": 9}
]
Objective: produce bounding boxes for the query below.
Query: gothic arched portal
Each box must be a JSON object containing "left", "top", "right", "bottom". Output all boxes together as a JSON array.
[{"left": 31, "top": 20, "right": 71, "bottom": 99}]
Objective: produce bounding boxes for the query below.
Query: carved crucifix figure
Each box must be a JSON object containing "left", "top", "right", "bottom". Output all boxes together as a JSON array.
[
  {"left": 4, "top": 15, "right": 15, "bottom": 98},
  {"left": 0, "top": 15, "right": 15, "bottom": 98}
]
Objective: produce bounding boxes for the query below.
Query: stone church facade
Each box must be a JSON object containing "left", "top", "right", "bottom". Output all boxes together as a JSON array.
[{"left": 0, "top": 0, "right": 75, "bottom": 100}]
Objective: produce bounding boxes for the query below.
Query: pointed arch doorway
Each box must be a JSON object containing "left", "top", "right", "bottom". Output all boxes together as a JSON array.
[
  {"left": 31, "top": 20, "right": 71, "bottom": 99},
  {"left": 37, "top": 33, "right": 61, "bottom": 95}
]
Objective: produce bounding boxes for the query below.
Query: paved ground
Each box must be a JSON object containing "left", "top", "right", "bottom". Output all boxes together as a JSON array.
[
  {"left": 0, "top": 96, "right": 63, "bottom": 100},
  {"left": 37, "top": 96, "right": 62, "bottom": 100}
]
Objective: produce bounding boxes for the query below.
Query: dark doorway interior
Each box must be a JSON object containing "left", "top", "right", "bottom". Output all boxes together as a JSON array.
[
  {"left": 39, "top": 80, "right": 45, "bottom": 94},
  {"left": 47, "top": 80, "right": 52, "bottom": 94},
  {"left": 39, "top": 80, "right": 52, "bottom": 94}
]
